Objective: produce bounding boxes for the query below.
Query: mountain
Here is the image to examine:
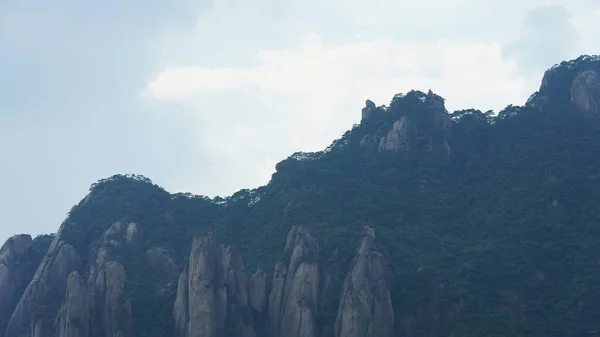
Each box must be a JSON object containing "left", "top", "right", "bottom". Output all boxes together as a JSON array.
[{"left": 2, "top": 55, "right": 600, "bottom": 337}]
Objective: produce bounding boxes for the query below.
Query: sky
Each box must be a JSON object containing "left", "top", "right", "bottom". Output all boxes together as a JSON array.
[{"left": 0, "top": 0, "right": 598, "bottom": 243}]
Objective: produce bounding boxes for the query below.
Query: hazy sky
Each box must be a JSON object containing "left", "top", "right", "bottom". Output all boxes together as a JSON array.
[{"left": 1, "top": 0, "right": 598, "bottom": 243}]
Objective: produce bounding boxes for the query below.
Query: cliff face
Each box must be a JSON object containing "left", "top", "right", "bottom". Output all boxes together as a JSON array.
[
  {"left": 268, "top": 226, "right": 321, "bottom": 337},
  {"left": 334, "top": 227, "right": 394, "bottom": 337},
  {"left": 5, "top": 226, "right": 82, "bottom": 337},
  {"left": 3, "top": 55, "right": 600, "bottom": 337},
  {"left": 527, "top": 55, "right": 600, "bottom": 117},
  {"left": 0, "top": 235, "right": 33, "bottom": 327},
  {"left": 359, "top": 90, "right": 451, "bottom": 155},
  {"left": 55, "top": 271, "right": 92, "bottom": 337},
  {"left": 173, "top": 236, "right": 255, "bottom": 337}
]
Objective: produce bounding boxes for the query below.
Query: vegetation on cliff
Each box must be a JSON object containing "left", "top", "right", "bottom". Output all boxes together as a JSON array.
[{"left": 4, "top": 56, "right": 600, "bottom": 337}]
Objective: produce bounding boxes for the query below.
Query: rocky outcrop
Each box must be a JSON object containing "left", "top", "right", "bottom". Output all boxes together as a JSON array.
[
  {"left": 55, "top": 271, "right": 92, "bottom": 337},
  {"left": 377, "top": 116, "right": 412, "bottom": 152},
  {"left": 360, "top": 90, "right": 451, "bottom": 155},
  {"left": 88, "top": 221, "right": 142, "bottom": 283},
  {"left": 54, "top": 261, "right": 132, "bottom": 337},
  {"left": 96, "top": 261, "right": 132, "bottom": 337},
  {"left": 0, "top": 235, "right": 33, "bottom": 325},
  {"left": 5, "top": 225, "right": 82, "bottom": 337},
  {"left": 147, "top": 247, "right": 179, "bottom": 296},
  {"left": 570, "top": 70, "right": 600, "bottom": 117},
  {"left": 268, "top": 225, "right": 320, "bottom": 337},
  {"left": 527, "top": 55, "right": 600, "bottom": 118},
  {"left": 248, "top": 268, "right": 268, "bottom": 316},
  {"left": 334, "top": 227, "right": 394, "bottom": 337},
  {"left": 267, "top": 260, "right": 287, "bottom": 337},
  {"left": 173, "top": 236, "right": 255, "bottom": 337},
  {"left": 362, "top": 100, "right": 377, "bottom": 121}
]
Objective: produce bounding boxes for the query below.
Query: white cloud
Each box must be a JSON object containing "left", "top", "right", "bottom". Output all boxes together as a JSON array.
[{"left": 143, "top": 34, "right": 532, "bottom": 196}]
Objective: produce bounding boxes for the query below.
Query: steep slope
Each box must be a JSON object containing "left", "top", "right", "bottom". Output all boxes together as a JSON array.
[
  {"left": 3, "top": 55, "right": 600, "bottom": 337},
  {"left": 0, "top": 234, "right": 53, "bottom": 337},
  {"left": 527, "top": 55, "right": 600, "bottom": 117}
]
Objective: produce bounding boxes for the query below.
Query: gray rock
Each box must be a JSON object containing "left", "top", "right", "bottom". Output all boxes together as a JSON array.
[
  {"left": 267, "top": 261, "right": 287, "bottom": 337},
  {"left": 88, "top": 221, "right": 142, "bottom": 283},
  {"left": 5, "top": 225, "right": 82, "bottom": 337},
  {"left": 570, "top": 70, "right": 600, "bottom": 117},
  {"left": 360, "top": 91, "right": 451, "bottom": 155},
  {"left": 173, "top": 236, "right": 255, "bottom": 337},
  {"left": 268, "top": 226, "right": 320, "bottom": 337},
  {"left": 0, "top": 235, "right": 33, "bottom": 323},
  {"left": 55, "top": 271, "right": 92, "bottom": 337},
  {"left": 334, "top": 227, "right": 394, "bottom": 337},
  {"left": 362, "top": 100, "right": 377, "bottom": 121},
  {"left": 91, "top": 261, "right": 132, "bottom": 337},
  {"left": 248, "top": 268, "right": 268, "bottom": 316}
]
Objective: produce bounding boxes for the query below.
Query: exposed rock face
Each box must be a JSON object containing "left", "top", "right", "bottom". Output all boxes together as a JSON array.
[
  {"left": 147, "top": 247, "right": 179, "bottom": 296},
  {"left": 334, "top": 227, "right": 394, "bottom": 337},
  {"left": 570, "top": 70, "right": 600, "bottom": 117},
  {"left": 5, "top": 226, "right": 82, "bottom": 337},
  {"left": 268, "top": 226, "right": 320, "bottom": 337},
  {"left": 267, "top": 261, "right": 287, "bottom": 337},
  {"left": 360, "top": 90, "right": 451, "bottom": 155},
  {"left": 377, "top": 117, "right": 412, "bottom": 152},
  {"left": 0, "top": 235, "right": 33, "bottom": 324},
  {"left": 527, "top": 55, "right": 600, "bottom": 117},
  {"left": 362, "top": 100, "right": 377, "bottom": 121},
  {"left": 55, "top": 271, "right": 92, "bottom": 337},
  {"left": 173, "top": 236, "right": 255, "bottom": 337},
  {"left": 97, "top": 261, "right": 131, "bottom": 337},
  {"left": 248, "top": 268, "right": 268, "bottom": 316},
  {"left": 54, "top": 261, "right": 132, "bottom": 337},
  {"left": 88, "top": 221, "right": 142, "bottom": 283}
]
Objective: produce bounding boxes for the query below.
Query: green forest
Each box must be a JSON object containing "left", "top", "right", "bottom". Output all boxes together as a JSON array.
[{"left": 53, "top": 78, "right": 600, "bottom": 337}]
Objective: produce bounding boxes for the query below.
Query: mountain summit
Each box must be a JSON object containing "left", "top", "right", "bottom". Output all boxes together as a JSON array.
[
  {"left": 2, "top": 55, "right": 600, "bottom": 337},
  {"left": 527, "top": 54, "right": 600, "bottom": 117}
]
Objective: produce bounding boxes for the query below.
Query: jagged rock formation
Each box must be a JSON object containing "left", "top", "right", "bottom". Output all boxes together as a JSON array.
[
  {"left": 361, "top": 99, "right": 377, "bottom": 121},
  {"left": 55, "top": 271, "right": 92, "bottom": 337},
  {"left": 3, "top": 218, "right": 141, "bottom": 337},
  {"left": 527, "top": 55, "right": 600, "bottom": 117},
  {"left": 173, "top": 236, "right": 255, "bottom": 337},
  {"left": 5, "top": 226, "right": 82, "bottom": 337},
  {"left": 88, "top": 221, "right": 141, "bottom": 283},
  {"left": 360, "top": 90, "right": 451, "bottom": 155},
  {"left": 4, "top": 54, "right": 600, "bottom": 337},
  {"left": 96, "top": 261, "right": 133, "bottom": 337},
  {"left": 267, "top": 260, "right": 287, "bottom": 337},
  {"left": 248, "top": 268, "right": 268, "bottom": 316},
  {"left": 570, "top": 69, "right": 600, "bottom": 117},
  {"left": 0, "top": 235, "right": 33, "bottom": 325},
  {"left": 334, "top": 227, "right": 394, "bottom": 337},
  {"left": 268, "top": 225, "right": 320, "bottom": 337},
  {"left": 54, "top": 261, "right": 133, "bottom": 337}
]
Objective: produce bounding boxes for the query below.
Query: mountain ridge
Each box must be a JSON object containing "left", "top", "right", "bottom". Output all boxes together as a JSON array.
[{"left": 2, "top": 54, "right": 600, "bottom": 337}]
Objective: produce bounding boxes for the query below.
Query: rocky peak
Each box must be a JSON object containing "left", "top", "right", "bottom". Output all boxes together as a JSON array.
[
  {"left": 359, "top": 90, "right": 451, "bottom": 155},
  {"left": 173, "top": 235, "right": 255, "bottom": 337},
  {"left": 5, "top": 226, "right": 82, "bottom": 337},
  {"left": 335, "top": 226, "right": 394, "bottom": 337},
  {"left": 268, "top": 225, "right": 321, "bottom": 337},
  {"left": 248, "top": 268, "right": 268, "bottom": 316},
  {"left": 362, "top": 99, "right": 377, "bottom": 121},
  {"left": 0, "top": 235, "right": 32, "bottom": 262},
  {"left": 0, "top": 235, "right": 33, "bottom": 326},
  {"left": 527, "top": 55, "right": 600, "bottom": 117},
  {"left": 88, "top": 221, "right": 142, "bottom": 283}
]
